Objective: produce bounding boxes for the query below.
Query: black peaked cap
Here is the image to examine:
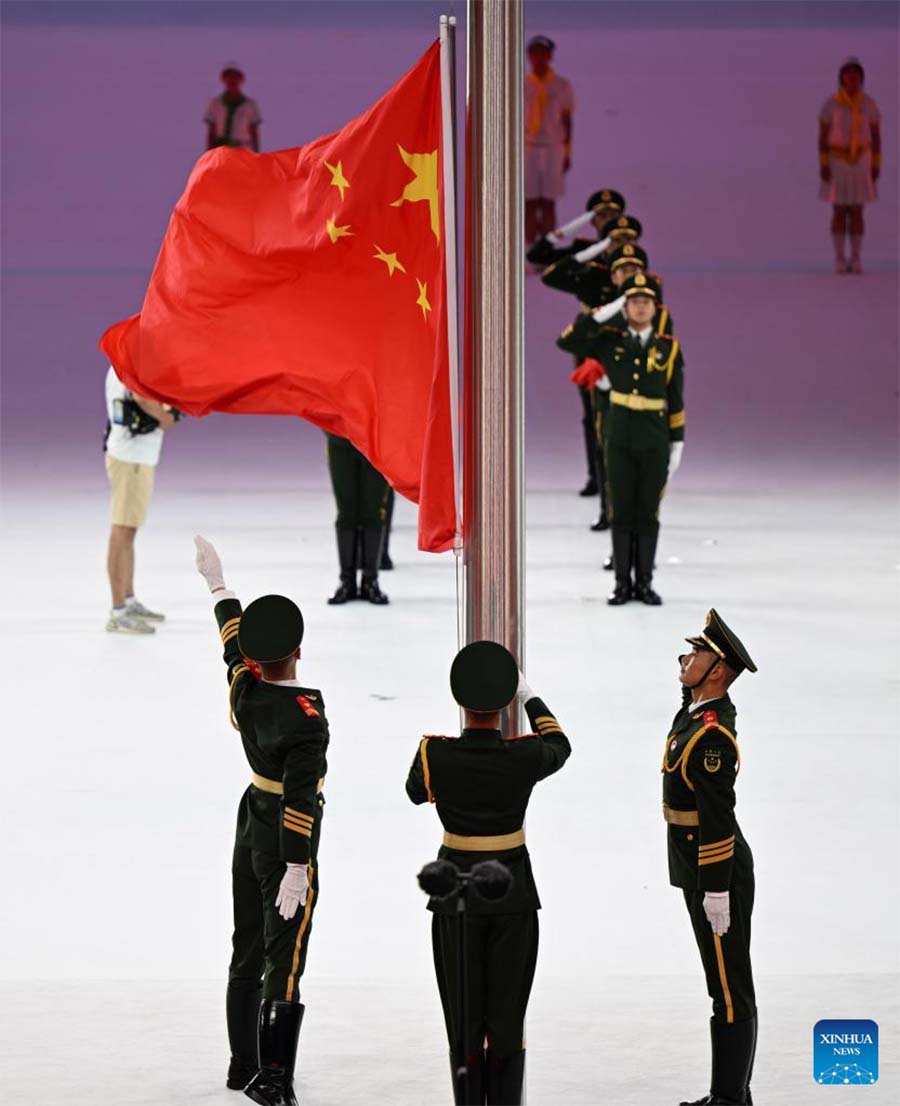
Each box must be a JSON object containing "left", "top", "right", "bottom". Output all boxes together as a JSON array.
[
  {"left": 450, "top": 641, "right": 519, "bottom": 712},
  {"left": 238, "top": 594, "right": 304, "bottom": 663},
  {"left": 602, "top": 214, "right": 642, "bottom": 239},
  {"left": 685, "top": 608, "right": 757, "bottom": 675},
  {"left": 586, "top": 189, "right": 625, "bottom": 213}
]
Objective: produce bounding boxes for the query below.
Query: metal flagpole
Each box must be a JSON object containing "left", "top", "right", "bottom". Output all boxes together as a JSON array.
[{"left": 463, "top": 0, "right": 525, "bottom": 732}]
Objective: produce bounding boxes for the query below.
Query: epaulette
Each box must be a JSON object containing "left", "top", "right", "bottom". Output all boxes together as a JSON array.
[
  {"left": 703, "top": 710, "right": 718, "bottom": 727},
  {"left": 652, "top": 331, "right": 675, "bottom": 347},
  {"left": 422, "top": 734, "right": 459, "bottom": 741},
  {"left": 602, "top": 325, "right": 626, "bottom": 336},
  {"left": 296, "top": 694, "right": 320, "bottom": 718},
  {"left": 504, "top": 732, "right": 538, "bottom": 742}
]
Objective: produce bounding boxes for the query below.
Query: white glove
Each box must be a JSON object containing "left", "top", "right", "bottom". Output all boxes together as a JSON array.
[
  {"left": 548, "top": 208, "right": 596, "bottom": 242},
  {"left": 703, "top": 891, "right": 730, "bottom": 936},
  {"left": 573, "top": 235, "right": 611, "bottom": 263},
  {"left": 515, "top": 670, "right": 534, "bottom": 703},
  {"left": 597, "top": 375, "right": 612, "bottom": 393},
  {"left": 275, "top": 863, "right": 309, "bottom": 921},
  {"left": 668, "top": 441, "right": 684, "bottom": 477},
  {"left": 592, "top": 294, "right": 626, "bottom": 324},
  {"left": 194, "top": 534, "right": 226, "bottom": 593}
]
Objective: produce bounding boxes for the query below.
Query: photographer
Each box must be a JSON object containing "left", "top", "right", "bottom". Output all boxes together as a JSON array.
[{"left": 103, "top": 365, "right": 179, "bottom": 634}]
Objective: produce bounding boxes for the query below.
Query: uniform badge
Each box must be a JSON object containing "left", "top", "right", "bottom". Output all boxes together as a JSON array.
[
  {"left": 703, "top": 752, "right": 722, "bottom": 773},
  {"left": 670, "top": 739, "right": 678, "bottom": 751},
  {"left": 703, "top": 710, "right": 719, "bottom": 726}
]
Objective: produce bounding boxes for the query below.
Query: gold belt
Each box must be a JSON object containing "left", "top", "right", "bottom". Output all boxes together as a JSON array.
[
  {"left": 251, "top": 772, "right": 325, "bottom": 796},
  {"left": 663, "top": 804, "right": 699, "bottom": 826},
  {"left": 442, "top": 829, "right": 525, "bottom": 852},
  {"left": 610, "top": 391, "right": 666, "bottom": 412}
]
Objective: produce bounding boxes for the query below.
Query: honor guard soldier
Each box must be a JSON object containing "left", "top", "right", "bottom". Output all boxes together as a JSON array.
[
  {"left": 558, "top": 273, "right": 684, "bottom": 605},
  {"left": 527, "top": 189, "right": 626, "bottom": 500},
  {"left": 325, "top": 432, "right": 390, "bottom": 605},
  {"left": 406, "top": 642, "right": 571, "bottom": 1105},
  {"left": 540, "top": 213, "right": 643, "bottom": 311},
  {"left": 663, "top": 610, "right": 758, "bottom": 1106},
  {"left": 194, "top": 537, "right": 329, "bottom": 1106}
]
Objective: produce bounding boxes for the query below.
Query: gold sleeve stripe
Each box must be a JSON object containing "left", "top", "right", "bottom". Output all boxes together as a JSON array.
[
  {"left": 668, "top": 411, "right": 685, "bottom": 429},
  {"left": 699, "top": 836, "right": 735, "bottom": 852},
  {"left": 538, "top": 725, "right": 564, "bottom": 736},
  {"left": 284, "top": 810, "right": 313, "bottom": 825},
  {"left": 222, "top": 627, "right": 240, "bottom": 645},
  {"left": 698, "top": 843, "right": 734, "bottom": 859},
  {"left": 219, "top": 616, "right": 241, "bottom": 638},
  {"left": 698, "top": 844, "right": 734, "bottom": 862},
  {"left": 285, "top": 807, "right": 314, "bottom": 823},
  {"left": 420, "top": 738, "right": 434, "bottom": 803},
  {"left": 533, "top": 716, "right": 558, "bottom": 726},
  {"left": 283, "top": 821, "right": 312, "bottom": 837}
]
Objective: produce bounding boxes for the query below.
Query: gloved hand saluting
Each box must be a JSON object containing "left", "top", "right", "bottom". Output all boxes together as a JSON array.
[
  {"left": 276, "top": 863, "right": 309, "bottom": 921},
  {"left": 194, "top": 535, "right": 226, "bottom": 593},
  {"left": 703, "top": 890, "right": 730, "bottom": 936},
  {"left": 515, "top": 670, "right": 534, "bottom": 704}
]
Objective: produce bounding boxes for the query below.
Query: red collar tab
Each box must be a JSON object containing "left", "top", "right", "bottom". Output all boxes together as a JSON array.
[
  {"left": 703, "top": 710, "right": 719, "bottom": 727},
  {"left": 296, "top": 695, "right": 320, "bottom": 717}
]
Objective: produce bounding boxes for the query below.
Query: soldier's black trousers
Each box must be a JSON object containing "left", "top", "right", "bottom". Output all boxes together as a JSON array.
[
  {"left": 327, "top": 434, "right": 389, "bottom": 529},
  {"left": 577, "top": 381, "right": 603, "bottom": 487},
  {"left": 432, "top": 912, "right": 539, "bottom": 1059},
  {"left": 229, "top": 843, "right": 320, "bottom": 1004},
  {"left": 604, "top": 416, "right": 668, "bottom": 535},
  {"left": 684, "top": 881, "right": 756, "bottom": 1024}
]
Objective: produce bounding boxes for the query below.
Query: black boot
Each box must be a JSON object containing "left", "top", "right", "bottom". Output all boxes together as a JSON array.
[
  {"left": 678, "top": 1018, "right": 755, "bottom": 1106},
  {"left": 579, "top": 409, "right": 598, "bottom": 495},
  {"left": 327, "top": 527, "right": 358, "bottom": 604},
  {"left": 634, "top": 532, "right": 662, "bottom": 605},
  {"left": 359, "top": 527, "right": 389, "bottom": 604},
  {"left": 485, "top": 1050, "right": 525, "bottom": 1105},
  {"left": 450, "top": 1050, "right": 486, "bottom": 1105},
  {"left": 745, "top": 1015, "right": 758, "bottom": 1105},
  {"left": 226, "top": 982, "right": 261, "bottom": 1089},
  {"left": 244, "top": 1000, "right": 303, "bottom": 1106},
  {"left": 603, "top": 552, "right": 614, "bottom": 571},
  {"left": 590, "top": 512, "right": 609, "bottom": 531},
  {"left": 380, "top": 490, "right": 395, "bottom": 570},
  {"left": 607, "top": 528, "right": 633, "bottom": 605}
]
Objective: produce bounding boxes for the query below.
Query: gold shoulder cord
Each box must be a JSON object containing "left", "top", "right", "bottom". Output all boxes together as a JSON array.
[
  {"left": 665, "top": 338, "right": 680, "bottom": 384},
  {"left": 228, "top": 664, "right": 249, "bottom": 731},
  {"left": 663, "top": 724, "right": 741, "bottom": 791},
  {"left": 419, "top": 737, "right": 435, "bottom": 803}
]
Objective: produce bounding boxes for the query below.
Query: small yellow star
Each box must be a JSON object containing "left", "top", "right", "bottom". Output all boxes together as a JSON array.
[
  {"left": 324, "top": 160, "right": 350, "bottom": 202},
  {"left": 373, "top": 245, "right": 407, "bottom": 277},
  {"left": 415, "top": 279, "right": 432, "bottom": 320},
  {"left": 325, "top": 216, "right": 353, "bottom": 244}
]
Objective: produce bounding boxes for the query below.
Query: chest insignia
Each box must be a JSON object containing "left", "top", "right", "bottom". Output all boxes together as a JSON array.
[
  {"left": 703, "top": 752, "right": 722, "bottom": 773},
  {"left": 703, "top": 710, "right": 719, "bottom": 726},
  {"left": 296, "top": 695, "right": 320, "bottom": 718}
]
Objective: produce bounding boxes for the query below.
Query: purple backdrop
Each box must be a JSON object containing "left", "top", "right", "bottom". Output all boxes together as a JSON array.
[{"left": 1, "top": 1, "right": 897, "bottom": 491}]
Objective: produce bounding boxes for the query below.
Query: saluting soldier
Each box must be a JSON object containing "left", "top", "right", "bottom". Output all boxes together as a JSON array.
[
  {"left": 663, "top": 610, "right": 758, "bottom": 1106},
  {"left": 406, "top": 642, "right": 571, "bottom": 1105},
  {"left": 558, "top": 273, "right": 684, "bottom": 605},
  {"left": 194, "top": 536, "right": 329, "bottom": 1106},
  {"left": 540, "top": 212, "right": 643, "bottom": 313},
  {"left": 325, "top": 432, "right": 389, "bottom": 605},
  {"left": 527, "top": 189, "right": 625, "bottom": 500}
]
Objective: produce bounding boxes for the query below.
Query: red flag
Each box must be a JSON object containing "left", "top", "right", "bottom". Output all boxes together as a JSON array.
[{"left": 101, "top": 43, "right": 456, "bottom": 553}]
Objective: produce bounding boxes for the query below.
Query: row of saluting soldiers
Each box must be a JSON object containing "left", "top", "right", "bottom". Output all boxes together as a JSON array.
[
  {"left": 194, "top": 533, "right": 759, "bottom": 1106},
  {"left": 527, "top": 189, "right": 686, "bottom": 606}
]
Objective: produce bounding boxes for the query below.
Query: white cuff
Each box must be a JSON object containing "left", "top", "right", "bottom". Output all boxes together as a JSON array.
[
  {"left": 211, "top": 588, "right": 236, "bottom": 605},
  {"left": 573, "top": 236, "right": 611, "bottom": 263}
]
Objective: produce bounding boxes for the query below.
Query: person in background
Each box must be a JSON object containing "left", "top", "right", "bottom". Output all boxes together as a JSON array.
[
  {"left": 325, "top": 433, "right": 390, "bottom": 606},
  {"left": 206, "top": 62, "right": 262, "bottom": 152},
  {"left": 524, "top": 36, "right": 574, "bottom": 246},
  {"left": 103, "top": 366, "right": 179, "bottom": 634},
  {"left": 819, "top": 57, "right": 881, "bottom": 273}
]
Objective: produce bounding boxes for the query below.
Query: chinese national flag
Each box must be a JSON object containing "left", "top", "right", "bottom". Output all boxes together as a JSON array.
[{"left": 100, "top": 43, "right": 456, "bottom": 553}]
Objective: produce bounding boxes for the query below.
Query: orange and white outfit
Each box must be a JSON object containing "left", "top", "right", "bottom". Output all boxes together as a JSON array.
[
  {"left": 819, "top": 88, "right": 881, "bottom": 205},
  {"left": 524, "top": 68, "right": 574, "bottom": 201}
]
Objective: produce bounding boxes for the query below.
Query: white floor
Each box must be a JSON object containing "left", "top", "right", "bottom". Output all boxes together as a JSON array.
[{"left": 1, "top": 468, "right": 897, "bottom": 1105}]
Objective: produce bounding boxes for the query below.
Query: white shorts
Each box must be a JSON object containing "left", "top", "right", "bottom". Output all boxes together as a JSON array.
[{"left": 525, "top": 144, "right": 566, "bottom": 201}]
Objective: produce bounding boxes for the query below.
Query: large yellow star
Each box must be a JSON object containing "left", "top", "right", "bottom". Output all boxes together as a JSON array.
[
  {"left": 415, "top": 279, "right": 432, "bottom": 320},
  {"left": 390, "top": 145, "right": 440, "bottom": 242},
  {"left": 373, "top": 245, "right": 407, "bottom": 277},
  {"left": 324, "top": 160, "right": 350, "bottom": 202},
  {"left": 325, "top": 216, "right": 353, "bottom": 244}
]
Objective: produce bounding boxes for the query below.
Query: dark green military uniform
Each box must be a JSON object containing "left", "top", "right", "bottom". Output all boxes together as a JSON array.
[
  {"left": 559, "top": 273, "right": 684, "bottom": 603},
  {"left": 406, "top": 649, "right": 570, "bottom": 1106},
  {"left": 325, "top": 432, "right": 390, "bottom": 604},
  {"left": 213, "top": 596, "right": 329, "bottom": 1093},
  {"left": 526, "top": 191, "right": 627, "bottom": 501},
  {"left": 665, "top": 610, "right": 759, "bottom": 1106}
]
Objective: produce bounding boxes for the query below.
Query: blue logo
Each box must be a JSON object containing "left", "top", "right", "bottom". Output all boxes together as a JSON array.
[{"left": 814, "top": 1020, "right": 878, "bottom": 1085}]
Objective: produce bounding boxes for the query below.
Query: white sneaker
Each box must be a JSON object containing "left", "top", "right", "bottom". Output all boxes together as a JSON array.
[
  {"left": 126, "top": 599, "right": 165, "bottom": 622},
  {"left": 106, "top": 612, "right": 156, "bottom": 635}
]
